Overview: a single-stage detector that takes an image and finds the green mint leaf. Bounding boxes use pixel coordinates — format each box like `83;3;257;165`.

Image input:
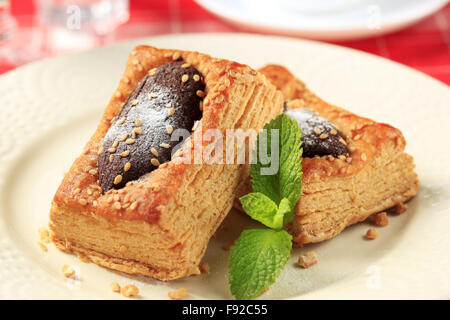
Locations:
229;229;292;300
250;114;303;210
278;197;294;226
239;193;285;229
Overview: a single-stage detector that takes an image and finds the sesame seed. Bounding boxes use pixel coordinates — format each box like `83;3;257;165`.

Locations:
181;63;191;68
149;68;157;76
109;154;114;163
117;117;126;125
354;134;361;140
330;129;337;135
112;141;119;148
129;202;138;210
160;143;170;149
151;148;159;157
166;125;173;135
361;153;367;161
126;138;135;145
319;133;329;139
172;52;180;60
115;92;122;98
108;147;116;153
97;146;103;155
338;155;346;160
134;127;142;135
87;189;93;195
147;93;157;100
114;175;123;185
123;77;130;84
131;59;139;65
135;119;142;127
120;133;129;141
339;138;347;145
193;74;200;82
166;103;172;108
89;169;98;175
113;202;121;210
131;99;138;106
151;158;160;167
314;128;322;135
168;107;175;116
78;199;87;206
73;188;81;194
124;162;131;172
131;131;136;139
120;150;130;157
196;90;205;98
181;74;189;83
215;95;224;103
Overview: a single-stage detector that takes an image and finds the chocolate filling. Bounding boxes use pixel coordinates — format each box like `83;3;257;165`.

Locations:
285;107;348;158
98;60;204;192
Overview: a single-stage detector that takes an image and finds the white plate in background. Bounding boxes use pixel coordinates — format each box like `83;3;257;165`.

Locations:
0;33;449;299
195;0;449;40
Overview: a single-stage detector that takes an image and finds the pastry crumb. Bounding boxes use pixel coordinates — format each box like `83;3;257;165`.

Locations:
110;282;121;293
121;284;139;297
374;212;389;227
393;202;408;215
365;228;379;240
199;262;210;274
298;252;317;268
38;227;50;243
168;288;186;300
37;241;47;252
61;264;75;278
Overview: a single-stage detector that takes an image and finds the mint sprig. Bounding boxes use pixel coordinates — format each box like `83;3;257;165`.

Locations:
228;114;303;300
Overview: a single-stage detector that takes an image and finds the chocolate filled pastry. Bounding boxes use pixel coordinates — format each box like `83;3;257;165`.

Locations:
98;60;204;191
49;46;283;280
237;64;419;245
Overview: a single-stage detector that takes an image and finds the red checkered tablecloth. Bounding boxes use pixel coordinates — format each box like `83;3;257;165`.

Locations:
2;0;450;85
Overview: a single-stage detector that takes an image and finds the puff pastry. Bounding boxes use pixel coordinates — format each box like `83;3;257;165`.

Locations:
49;46;283;280
237;64;419;245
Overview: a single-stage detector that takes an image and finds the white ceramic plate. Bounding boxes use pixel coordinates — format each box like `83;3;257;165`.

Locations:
195;0;449;40
0;33;449;299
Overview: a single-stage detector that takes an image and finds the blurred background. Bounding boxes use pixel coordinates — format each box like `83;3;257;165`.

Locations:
0;0;449;84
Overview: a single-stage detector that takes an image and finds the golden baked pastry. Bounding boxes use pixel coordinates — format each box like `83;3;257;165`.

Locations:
49;46;283;280
236;64;419;245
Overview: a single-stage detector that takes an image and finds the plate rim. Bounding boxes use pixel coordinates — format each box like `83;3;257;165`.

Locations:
0;33;449;300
